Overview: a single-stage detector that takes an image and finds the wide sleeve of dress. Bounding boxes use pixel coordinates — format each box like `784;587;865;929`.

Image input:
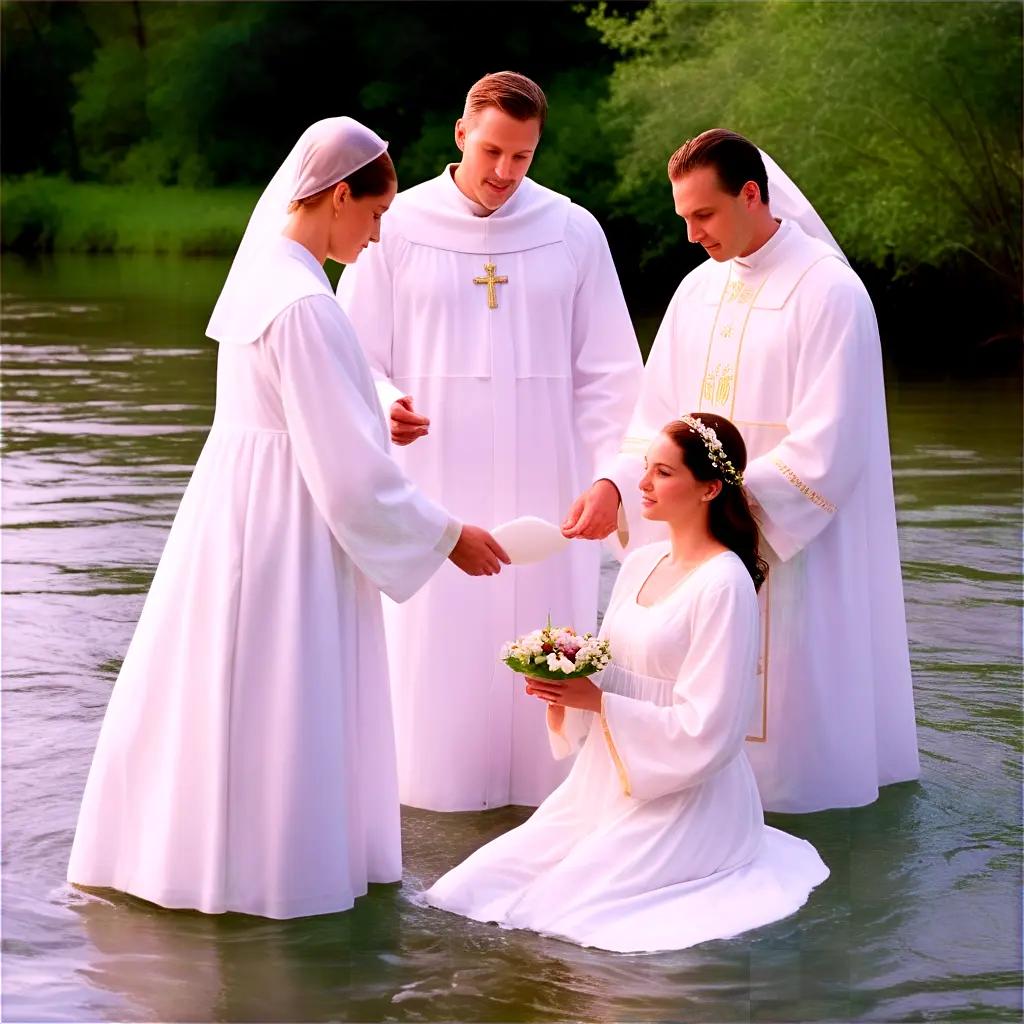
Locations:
271;294;459;604
742;263;878;562
335;232;407;411
564;207;643;483
546;705;591;761
598;570;760;801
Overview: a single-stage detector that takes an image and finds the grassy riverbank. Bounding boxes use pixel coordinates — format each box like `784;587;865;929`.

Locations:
3;176;1019;370
1;177;257;256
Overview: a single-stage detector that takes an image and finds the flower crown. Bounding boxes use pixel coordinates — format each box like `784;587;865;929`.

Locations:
680;415;744;486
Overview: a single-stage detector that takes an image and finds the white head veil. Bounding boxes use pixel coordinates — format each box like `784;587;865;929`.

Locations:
759;148;846;262
207;116;389;345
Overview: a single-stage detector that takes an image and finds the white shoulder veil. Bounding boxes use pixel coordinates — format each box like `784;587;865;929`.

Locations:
759;149;847;263
207;116;388;345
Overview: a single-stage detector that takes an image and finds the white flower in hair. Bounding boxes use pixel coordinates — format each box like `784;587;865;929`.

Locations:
680;415;744;486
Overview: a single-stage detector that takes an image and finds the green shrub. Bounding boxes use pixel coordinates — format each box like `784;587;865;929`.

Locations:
1;178;257;255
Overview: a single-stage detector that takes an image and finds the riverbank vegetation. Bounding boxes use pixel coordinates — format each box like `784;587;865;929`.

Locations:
1;177;257;255
2;0;1020;358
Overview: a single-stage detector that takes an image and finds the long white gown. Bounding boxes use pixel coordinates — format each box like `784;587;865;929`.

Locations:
67;238;457;919
424;544;829;953
338;168;643;811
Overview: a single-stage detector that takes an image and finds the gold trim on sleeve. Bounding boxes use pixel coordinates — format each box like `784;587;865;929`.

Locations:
600;694;632;797
771;458;837;515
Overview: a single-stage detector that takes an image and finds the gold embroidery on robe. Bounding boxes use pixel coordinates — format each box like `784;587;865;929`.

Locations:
772;458;838;514
701;363;735;407
716;365;734;405
724;280;757;305
698;272;772;415
697;285;729;410
726;275;771;420
701;365;716;404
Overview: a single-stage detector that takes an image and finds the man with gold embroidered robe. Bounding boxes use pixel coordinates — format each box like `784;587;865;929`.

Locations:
586;131;919;813
338;74;642;811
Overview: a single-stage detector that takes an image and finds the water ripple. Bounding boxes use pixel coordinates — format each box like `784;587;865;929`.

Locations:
1;254;1020;1023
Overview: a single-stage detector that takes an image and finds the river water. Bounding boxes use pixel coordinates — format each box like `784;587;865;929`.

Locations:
2;253;1020;1023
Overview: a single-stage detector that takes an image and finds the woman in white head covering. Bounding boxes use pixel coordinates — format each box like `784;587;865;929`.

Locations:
67;117;508;919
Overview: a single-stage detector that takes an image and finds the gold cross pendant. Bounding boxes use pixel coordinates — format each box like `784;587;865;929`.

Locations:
473;262;509;310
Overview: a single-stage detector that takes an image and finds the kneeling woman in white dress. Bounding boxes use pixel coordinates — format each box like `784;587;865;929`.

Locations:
425;413;829;952
67;117;508;919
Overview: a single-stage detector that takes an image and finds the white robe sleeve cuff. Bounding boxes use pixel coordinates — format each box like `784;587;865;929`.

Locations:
435;517;462;558
375;377;408;413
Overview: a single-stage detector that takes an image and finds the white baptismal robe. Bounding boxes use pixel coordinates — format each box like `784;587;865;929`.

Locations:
605;220;920;813
425;546;829;952
338;169;642;811
68;239;457;918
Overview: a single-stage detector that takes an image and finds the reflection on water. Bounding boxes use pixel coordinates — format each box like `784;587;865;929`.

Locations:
2;253;1021;1022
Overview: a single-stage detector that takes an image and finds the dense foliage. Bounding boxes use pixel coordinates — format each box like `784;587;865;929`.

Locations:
590;0;1022;292
3;0;1021;347
2;2;615;200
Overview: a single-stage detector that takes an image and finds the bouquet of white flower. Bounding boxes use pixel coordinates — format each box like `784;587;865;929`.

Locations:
500;620;611;682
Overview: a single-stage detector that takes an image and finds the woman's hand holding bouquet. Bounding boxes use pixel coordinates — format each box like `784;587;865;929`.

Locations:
501;622;610;714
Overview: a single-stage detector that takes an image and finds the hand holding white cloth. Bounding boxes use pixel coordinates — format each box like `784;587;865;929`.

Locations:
491;516;570;565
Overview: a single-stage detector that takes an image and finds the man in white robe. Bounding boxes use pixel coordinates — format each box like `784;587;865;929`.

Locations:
338;72;643;811
568;129;919;813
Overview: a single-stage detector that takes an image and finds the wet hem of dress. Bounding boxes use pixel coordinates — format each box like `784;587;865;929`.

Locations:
67;877;378;920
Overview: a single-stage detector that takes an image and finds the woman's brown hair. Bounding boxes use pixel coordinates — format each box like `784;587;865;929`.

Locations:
288;151;396;213
664;412;769;591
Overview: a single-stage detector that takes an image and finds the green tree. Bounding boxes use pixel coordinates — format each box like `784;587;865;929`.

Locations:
36;1;620;192
72;38;148;179
1;0;99;176
590;1;1022;291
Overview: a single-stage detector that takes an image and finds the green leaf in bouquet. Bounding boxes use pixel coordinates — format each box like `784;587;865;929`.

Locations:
502;656;600;682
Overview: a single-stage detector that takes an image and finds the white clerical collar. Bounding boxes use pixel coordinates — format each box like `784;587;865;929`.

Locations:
701;216;843;310
733;218;790;273
443;163;539;222
388;167;571;254
445;164;492;218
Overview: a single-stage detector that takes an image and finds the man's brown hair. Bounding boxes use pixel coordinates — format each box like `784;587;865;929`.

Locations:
667;129;769;204
464;71;548;132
